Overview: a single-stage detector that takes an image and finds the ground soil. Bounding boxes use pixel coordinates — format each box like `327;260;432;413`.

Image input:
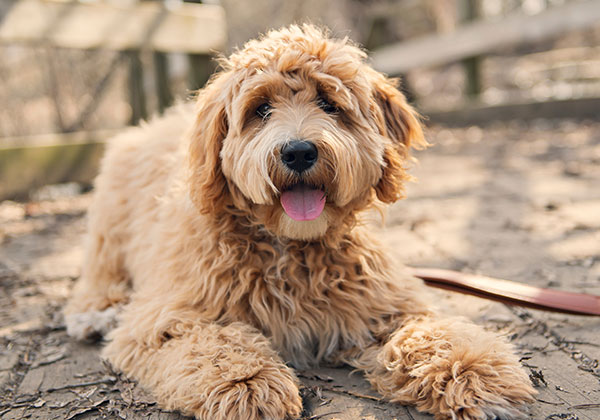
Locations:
1;120;599;420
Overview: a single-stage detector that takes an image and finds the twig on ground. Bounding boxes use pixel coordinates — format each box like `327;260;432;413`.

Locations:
307;412;341;420
536;398;565;406
46;377;116;392
569;403;600;409
320;386;382;402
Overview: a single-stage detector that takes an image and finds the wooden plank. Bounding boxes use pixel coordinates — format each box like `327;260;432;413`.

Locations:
298;367;414;420
425;97;600;126
0;131;114;201
0;0;226;53
151;2;225;54
520;332;600;420
0;142;105;201
371;0;600;75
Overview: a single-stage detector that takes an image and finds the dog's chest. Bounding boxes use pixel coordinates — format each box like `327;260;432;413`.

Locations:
201;231;397;366
238;247;377;366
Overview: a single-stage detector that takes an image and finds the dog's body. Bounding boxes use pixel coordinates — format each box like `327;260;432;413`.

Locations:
65;26;535;420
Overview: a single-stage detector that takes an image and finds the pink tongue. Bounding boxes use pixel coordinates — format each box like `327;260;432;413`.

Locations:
280;185;326;221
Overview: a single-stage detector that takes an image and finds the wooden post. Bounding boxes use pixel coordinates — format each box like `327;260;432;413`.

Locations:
188;53;215;91
141;0;172;115
184;0;215;91
366;13;415;102
459;0;482;99
126;50;147;125
365;16;388;52
153;51;172;114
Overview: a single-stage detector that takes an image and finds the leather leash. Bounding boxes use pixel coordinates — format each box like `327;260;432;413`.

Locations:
410;267;600;316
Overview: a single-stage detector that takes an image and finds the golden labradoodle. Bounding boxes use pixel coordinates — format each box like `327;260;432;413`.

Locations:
65;25;535;420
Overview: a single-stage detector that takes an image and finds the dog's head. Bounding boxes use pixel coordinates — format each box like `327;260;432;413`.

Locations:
188;24;426;241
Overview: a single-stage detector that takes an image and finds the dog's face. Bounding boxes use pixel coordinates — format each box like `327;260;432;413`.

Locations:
188;25;426;241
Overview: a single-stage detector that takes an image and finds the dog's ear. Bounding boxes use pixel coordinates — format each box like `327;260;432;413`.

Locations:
371;74;427;204
188;71;231;215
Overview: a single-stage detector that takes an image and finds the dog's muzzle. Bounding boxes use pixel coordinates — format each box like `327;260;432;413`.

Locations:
279;140;326;222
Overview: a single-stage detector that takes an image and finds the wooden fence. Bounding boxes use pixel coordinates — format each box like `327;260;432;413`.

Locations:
1;0;600;200
371;0;600;124
1;0;226;123
0;0;226;200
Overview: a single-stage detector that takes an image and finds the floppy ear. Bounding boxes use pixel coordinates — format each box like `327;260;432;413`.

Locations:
188;72;231;215
371;74;427;204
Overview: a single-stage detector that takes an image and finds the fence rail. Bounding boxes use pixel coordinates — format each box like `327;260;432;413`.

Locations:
0;132;111;201
0;0;226;53
371;0;600;75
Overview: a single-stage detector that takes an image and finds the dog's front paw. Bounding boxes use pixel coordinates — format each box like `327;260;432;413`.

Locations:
193;359;303;420
369;317;536;420
429;362;536;420
382;347;535;420
65;307;118;341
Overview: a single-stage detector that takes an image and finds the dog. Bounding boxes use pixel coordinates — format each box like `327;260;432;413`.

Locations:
65;25;536;420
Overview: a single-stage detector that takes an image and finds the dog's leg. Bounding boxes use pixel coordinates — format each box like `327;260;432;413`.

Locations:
103;299;303;420
64;206;129;340
350;315;536;420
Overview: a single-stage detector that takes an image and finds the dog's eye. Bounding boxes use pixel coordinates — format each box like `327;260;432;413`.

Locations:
317;97;339;114
256;103;273;119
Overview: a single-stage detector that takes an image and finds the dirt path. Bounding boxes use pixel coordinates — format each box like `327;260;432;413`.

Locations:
1;120;599;420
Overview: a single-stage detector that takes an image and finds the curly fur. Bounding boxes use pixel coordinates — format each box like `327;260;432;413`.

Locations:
65;25;535;420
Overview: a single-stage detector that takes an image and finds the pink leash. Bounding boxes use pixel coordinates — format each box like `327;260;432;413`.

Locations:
410;267;600;316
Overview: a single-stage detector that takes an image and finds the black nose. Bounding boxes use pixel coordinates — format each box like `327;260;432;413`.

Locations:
281;140;318;173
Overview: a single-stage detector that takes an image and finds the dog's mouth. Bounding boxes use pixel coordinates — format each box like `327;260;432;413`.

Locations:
280;183;326;221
